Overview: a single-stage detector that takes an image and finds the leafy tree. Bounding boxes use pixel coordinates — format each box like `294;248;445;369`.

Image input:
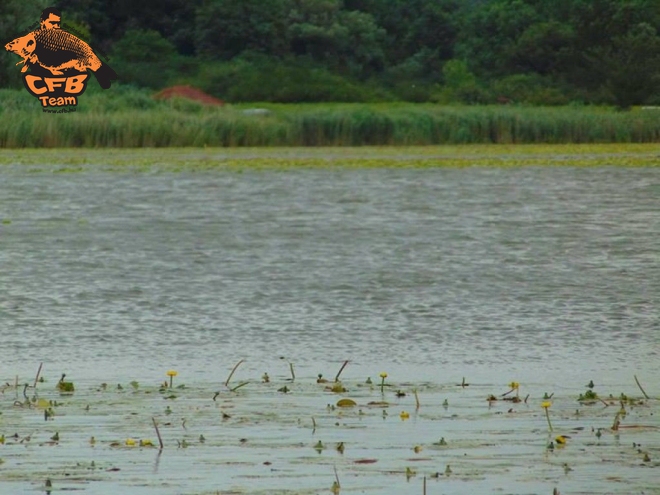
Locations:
455;0;542;77
509;21;575;76
196;54;384;102
588;22;660;108
195;0;293;59
433;59;488;103
361;0;460;72
110;29;182;88
56;0;201;55
564;0;660;96
286;0;385;77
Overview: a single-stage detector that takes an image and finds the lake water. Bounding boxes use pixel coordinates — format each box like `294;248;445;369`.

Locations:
1;156;657;385
0;151;658;494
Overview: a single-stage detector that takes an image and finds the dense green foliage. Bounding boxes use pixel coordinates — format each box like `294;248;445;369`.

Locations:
2;0;660;106
2;86;660;147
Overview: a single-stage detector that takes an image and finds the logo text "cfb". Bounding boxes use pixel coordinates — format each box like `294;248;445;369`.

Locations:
25;74;88;95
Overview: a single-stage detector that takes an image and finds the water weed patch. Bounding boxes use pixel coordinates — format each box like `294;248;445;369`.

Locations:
1;144;659;173
0;364;656;494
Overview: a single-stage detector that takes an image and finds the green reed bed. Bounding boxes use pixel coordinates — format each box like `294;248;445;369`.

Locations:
2;88;660;147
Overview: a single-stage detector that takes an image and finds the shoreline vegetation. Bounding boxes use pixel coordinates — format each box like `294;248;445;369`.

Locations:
2;88;660;149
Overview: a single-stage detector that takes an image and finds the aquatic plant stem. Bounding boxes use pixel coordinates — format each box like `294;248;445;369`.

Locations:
152;417;164;450
634;375;650;399
34;363;43;389
414;389;420;410
230;381;249;392
289;362;296;382
334;465;340;488
334;360;349;382
544;407;553;432
225;359;245;388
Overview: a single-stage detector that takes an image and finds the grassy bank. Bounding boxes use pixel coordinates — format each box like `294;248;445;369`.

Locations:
2;87;660;147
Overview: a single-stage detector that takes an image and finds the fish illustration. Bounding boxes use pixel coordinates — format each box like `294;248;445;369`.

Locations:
5;29;117;89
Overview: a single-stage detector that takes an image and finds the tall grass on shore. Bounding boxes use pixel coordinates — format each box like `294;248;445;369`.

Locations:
2;88;660;147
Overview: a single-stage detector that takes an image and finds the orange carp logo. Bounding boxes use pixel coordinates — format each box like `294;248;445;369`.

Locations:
4;6;117;111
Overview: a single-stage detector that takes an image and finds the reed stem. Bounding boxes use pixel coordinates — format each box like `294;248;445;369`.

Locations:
334;360;349;382
225;359;245;388
33;363;43;389
152;417;164;450
634;375;650;399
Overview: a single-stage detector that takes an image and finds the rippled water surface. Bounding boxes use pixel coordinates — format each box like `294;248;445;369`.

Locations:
0;149;658;494
1;152;658;383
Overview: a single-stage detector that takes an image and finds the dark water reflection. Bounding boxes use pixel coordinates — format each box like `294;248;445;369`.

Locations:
1;165;658;386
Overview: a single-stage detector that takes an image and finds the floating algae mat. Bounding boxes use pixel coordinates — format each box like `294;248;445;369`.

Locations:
0;144;660;172
0;366;657;494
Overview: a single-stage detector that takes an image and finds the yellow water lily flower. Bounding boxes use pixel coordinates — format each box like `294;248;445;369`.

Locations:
509;382;519;390
555;435;567;445
379;372;388;393
125;438;137;446
400;411;410;420
543;402;554;431
166;370;178;388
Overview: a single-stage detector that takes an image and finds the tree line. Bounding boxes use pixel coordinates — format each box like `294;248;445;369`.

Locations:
2;0;660;107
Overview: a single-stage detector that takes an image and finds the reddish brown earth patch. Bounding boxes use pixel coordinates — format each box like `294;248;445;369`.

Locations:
153;85;224;106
